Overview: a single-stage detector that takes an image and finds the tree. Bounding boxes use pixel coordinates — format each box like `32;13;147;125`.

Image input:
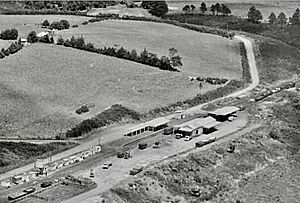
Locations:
215;3;221;15
268;12;277;24
210;5;216;15
182;5;190;13
57;36;64;45
60;20;70;29
42;19;50;27
200;2;207;14
169;47;182;69
141;1;168;17
0;28;18;40
247;6;263;23
27;31;38;43
190;4;195;12
277;12;287;26
290;8;300;25
221;4;231;16
130;49;138;61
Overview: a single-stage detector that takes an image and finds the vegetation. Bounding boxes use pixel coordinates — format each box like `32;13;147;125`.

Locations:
0;41;23;59
247;6;263;23
65;104;140;138
57;36;181;72
141;1;168;17
239;42;251;84
0;141;76;173
0;28;18;40
75;105;89;114
196;77;228;85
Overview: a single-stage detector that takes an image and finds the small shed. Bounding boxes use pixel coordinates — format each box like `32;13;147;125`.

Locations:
208;106;240;122
37;31;49;38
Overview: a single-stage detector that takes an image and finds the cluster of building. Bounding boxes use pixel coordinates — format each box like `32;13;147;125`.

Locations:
123;106;241;138
1;145;101;188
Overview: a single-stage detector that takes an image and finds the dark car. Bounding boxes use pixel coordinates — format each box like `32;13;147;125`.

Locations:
116;151;125;158
130;166;144;175
138;143;148;150
41;181;53;188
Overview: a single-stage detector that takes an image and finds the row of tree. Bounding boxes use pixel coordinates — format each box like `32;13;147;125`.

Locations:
268;8;300;26
42;19;70;30
0;28;18;40
182;3;231;16
56;36;182;72
0;40;23;59
65;104;140;138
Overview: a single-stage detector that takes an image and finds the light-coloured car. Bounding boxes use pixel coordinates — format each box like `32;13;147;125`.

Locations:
102;162;112;169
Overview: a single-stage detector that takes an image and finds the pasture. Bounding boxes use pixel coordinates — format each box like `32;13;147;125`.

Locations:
0;43;221;139
0;15;89;38
58;20;242;79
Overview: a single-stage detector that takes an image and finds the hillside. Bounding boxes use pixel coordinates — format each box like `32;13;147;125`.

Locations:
58;20;242;78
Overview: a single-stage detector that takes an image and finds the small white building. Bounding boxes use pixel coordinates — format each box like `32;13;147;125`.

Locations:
37;31;49;38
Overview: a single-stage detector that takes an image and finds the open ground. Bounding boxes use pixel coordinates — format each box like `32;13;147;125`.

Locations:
0;15;89;38
58;20;242;78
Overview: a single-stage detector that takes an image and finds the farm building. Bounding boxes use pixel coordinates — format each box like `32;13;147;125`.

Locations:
174;117;221;136
173;110;186;119
37;31;49;38
208;106;240;122
124;117;170;136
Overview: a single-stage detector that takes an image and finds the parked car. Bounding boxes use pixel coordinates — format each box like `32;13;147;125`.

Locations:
184;136;192;141
153;141;161;148
41;181;52;188
138;143;148;150
102;162;112;169
195;137;216;147
130;166;144;175
175;133;183;139
163;127;173;135
116;151;125;158
124;152;132;159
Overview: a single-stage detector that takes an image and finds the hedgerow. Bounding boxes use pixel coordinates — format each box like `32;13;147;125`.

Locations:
65;104;140;138
56;36;179;72
239;42;252;84
0;41;23;59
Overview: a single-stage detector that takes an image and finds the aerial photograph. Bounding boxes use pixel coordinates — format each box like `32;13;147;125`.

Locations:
0;0;299;202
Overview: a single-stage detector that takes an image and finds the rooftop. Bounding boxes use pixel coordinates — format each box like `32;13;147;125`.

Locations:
177;117;217;132
125;117;170;134
203;120;221;129
209;106;239;116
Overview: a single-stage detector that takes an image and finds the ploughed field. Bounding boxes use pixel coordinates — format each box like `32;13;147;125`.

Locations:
58;20;242;79
0;15;89;37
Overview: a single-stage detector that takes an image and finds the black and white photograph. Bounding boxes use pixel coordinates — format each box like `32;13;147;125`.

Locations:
0;0;299;202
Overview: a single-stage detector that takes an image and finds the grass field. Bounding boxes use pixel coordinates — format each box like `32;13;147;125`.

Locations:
0;43;227;139
58;20;242;79
0;15;89;39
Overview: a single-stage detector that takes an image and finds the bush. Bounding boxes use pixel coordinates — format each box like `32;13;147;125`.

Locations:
75;105;89;114
0;41;23;60
66;104;140;138
27;31;38;43
0;28;18;40
50;20;70;30
72;24;79;28
82;21;88;25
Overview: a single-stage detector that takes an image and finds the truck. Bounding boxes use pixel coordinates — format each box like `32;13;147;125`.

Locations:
195;137;216;147
138;143;148;150
163;127;174;135
130;166;144;175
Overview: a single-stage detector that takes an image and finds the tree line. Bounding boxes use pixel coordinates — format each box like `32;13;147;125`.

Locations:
268;8;300;26
0;39;23;59
42;19;70;30
0;28;18;40
182;2;231;16
56;36;182;72
65;104;140;138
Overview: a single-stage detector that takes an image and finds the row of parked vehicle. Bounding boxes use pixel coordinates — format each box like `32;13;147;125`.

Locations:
254;81;296;102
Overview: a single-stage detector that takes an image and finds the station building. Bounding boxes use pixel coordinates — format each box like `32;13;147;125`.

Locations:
174;117;221;137
208;106;240;122
124;117;170;137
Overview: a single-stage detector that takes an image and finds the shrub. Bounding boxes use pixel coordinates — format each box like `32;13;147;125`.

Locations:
0;28;18;40
27;31;38;43
82;21;88;25
72;24;79;28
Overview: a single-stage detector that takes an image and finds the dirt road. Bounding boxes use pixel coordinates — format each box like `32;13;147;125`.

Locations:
184;35;259;115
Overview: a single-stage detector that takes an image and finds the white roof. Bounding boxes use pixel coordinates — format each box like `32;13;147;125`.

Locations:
203;120;221;129
125;117;170;134
37;31;49;37
210;106;239;116
177;117;217;132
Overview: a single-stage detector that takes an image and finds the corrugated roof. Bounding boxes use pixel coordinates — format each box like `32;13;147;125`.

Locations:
178;117;217;132
125;117;170;134
210;106;239;116
203;120;221;129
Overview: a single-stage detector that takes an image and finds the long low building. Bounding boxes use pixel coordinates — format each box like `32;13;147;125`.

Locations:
174;117;221;137
208;106;240;122
124;117;170;137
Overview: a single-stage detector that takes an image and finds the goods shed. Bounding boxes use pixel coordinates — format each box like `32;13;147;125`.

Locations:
208;106;240;122
124;117;169;136
175;117;219;137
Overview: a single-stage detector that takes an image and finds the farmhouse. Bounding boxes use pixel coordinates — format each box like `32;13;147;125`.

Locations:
208;106;240;122
37;31;49;38
124;117;170;136
175;117;221;137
